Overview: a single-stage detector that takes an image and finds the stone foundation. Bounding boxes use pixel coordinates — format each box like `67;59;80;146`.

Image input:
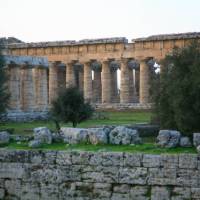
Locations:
5;111;49;122
0;150;199;199
93;103;152;111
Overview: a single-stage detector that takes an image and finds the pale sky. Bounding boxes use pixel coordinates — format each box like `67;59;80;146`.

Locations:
0;0;200;42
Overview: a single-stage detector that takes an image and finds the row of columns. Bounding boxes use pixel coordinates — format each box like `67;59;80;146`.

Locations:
7;58;153;112
7;63;48;112
49;58;152;105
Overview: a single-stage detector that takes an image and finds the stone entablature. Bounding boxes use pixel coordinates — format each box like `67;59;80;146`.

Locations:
7;37;128;48
133;32;200;42
0;150;199;199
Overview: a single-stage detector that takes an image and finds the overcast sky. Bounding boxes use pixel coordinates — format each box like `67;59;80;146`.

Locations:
0;0;200;42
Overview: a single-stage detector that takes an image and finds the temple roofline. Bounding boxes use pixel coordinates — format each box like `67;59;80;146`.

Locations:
133;32;200;42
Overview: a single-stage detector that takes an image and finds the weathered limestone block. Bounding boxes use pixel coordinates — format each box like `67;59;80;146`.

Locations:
191;188;200;199
180;136;192;147
71;151;92;165
0;131;10;145
61;127;89;144
109;126;141;145
123;153;142;167
21;182;41;200
82;165;119;183
111;192;130;200
179;154;198;169
101;152;124;166
33;127;52;144
5;179;22;198
171;187;191;200
119;167;148;185
162;154;179;169
93;182;112;198
176;169;199;187
142;154;163;168
193;133;200;147
88;128;108;145
148;167;177;186
157;130;181;148
0;188;5;199
40;183;59;200
56;151;72;165
130;186;150;200
0;163;26;179
151;186;171;200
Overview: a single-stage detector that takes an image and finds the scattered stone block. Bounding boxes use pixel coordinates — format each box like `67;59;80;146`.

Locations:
0;131;10;145
157;130;181;148
33;127;52;144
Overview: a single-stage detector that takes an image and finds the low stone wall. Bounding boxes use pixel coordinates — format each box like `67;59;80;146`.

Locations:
0;150;199;199
5;111;49;122
94;103;152;111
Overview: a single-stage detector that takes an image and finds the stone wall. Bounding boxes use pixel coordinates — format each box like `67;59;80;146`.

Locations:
0;150;200;199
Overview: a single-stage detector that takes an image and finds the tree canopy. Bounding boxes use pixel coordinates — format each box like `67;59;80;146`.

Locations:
150;41;200;134
51;87;94;128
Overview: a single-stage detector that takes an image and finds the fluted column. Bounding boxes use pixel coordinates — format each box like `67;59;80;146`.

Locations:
129;68;134;102
49;62;59;104
83;62;92;102
20;65;35;111
93;70;102;103
8;64;21;110
66;62;76;88
33;66;48;111
120;58;130;103
111;69;119;103
79;70;84;93
101;60;111;103
139;60;150;104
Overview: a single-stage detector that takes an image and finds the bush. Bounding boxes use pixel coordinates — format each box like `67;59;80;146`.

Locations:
150;41;200;134
51;87;94;129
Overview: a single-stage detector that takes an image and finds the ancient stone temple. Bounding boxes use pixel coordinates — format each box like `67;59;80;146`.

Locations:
2;32;200;120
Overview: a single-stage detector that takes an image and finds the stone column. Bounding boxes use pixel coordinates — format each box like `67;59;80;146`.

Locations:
83;62;92;102
8;63;21;110
66;62;76;88
49;62;59;104
101;60;111;103
139;60;150;104
20;64;35;111
33;66;48;111
78;69;84;93
135;69;140;98
129;68;134;103
93;70;102;103
120;58;130;103
111;69;119;103
57;64;66;91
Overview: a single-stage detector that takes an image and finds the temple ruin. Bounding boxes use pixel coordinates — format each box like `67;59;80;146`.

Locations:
2;32;200;120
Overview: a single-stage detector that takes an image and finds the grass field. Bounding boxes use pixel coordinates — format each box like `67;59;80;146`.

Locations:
0;111;152;135
3;142;196;154
0;110;195;154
